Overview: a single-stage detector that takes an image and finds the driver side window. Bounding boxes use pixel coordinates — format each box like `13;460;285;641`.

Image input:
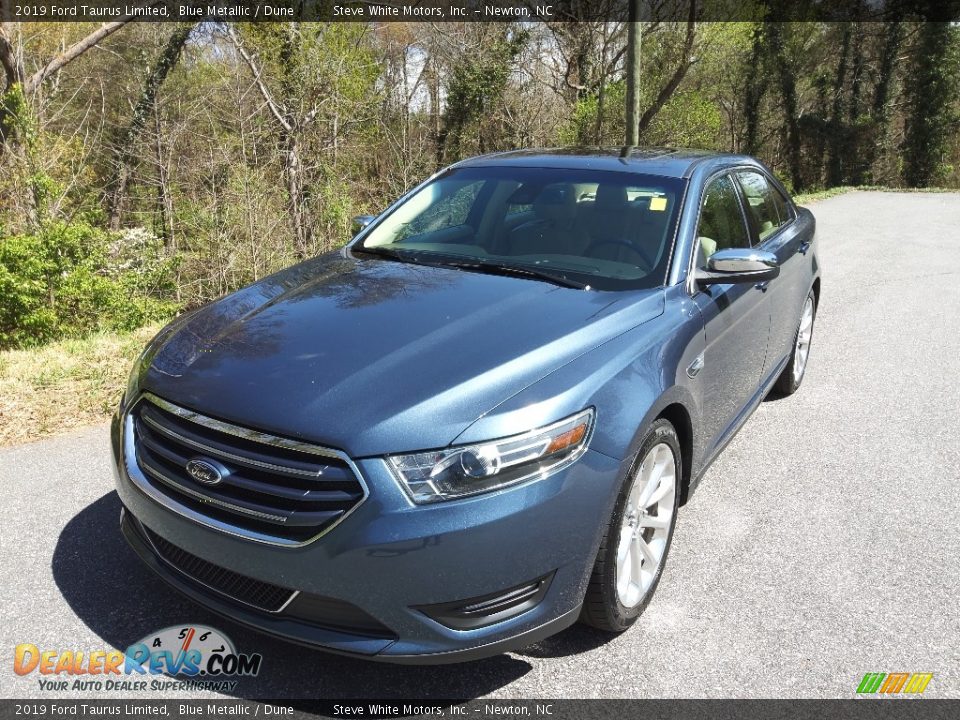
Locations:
696;175;750;267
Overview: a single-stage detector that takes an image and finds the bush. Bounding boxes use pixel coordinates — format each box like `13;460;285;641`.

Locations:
0;222;180;349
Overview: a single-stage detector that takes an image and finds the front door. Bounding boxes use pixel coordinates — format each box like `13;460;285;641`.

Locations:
734;169;811;380
692;173;771;456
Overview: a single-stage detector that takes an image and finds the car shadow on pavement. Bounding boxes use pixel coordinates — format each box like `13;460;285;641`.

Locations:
52;492;606;699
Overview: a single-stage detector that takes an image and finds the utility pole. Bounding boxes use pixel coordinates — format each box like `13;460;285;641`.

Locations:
624;0;643;146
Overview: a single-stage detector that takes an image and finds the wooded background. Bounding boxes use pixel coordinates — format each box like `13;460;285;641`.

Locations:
1;16;958;349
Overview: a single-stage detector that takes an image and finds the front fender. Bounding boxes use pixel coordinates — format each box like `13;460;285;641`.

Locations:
455;286;705;468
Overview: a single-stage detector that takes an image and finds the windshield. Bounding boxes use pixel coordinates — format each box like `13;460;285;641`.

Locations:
355;166;686;291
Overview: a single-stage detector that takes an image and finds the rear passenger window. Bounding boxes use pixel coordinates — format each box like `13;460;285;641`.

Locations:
696;175;749;266
736;171;792;241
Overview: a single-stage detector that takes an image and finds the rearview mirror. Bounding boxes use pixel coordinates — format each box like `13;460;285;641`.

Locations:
695;248;780;287
351;214;376;236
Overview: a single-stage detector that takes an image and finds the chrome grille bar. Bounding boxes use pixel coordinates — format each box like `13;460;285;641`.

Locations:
124;393;368;546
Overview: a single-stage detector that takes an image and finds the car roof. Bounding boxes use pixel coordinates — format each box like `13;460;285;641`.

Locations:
452;147;759;179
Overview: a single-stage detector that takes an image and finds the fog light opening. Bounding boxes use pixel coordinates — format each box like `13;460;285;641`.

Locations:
415;572;555;631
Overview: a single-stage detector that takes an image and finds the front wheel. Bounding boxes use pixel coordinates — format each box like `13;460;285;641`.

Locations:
774;289;817;396
580;419;681;632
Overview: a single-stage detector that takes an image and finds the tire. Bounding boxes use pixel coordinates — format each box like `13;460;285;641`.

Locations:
774;289;817;397
580;419;681;632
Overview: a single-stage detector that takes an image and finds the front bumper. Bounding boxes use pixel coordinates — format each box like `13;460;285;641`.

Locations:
111;410;623;663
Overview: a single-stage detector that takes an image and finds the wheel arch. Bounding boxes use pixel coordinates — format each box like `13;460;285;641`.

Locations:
655;403;694;505
614;382;700;508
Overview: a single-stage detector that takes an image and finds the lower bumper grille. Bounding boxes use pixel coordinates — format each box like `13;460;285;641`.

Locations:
127;513;395;639
144;524;295;612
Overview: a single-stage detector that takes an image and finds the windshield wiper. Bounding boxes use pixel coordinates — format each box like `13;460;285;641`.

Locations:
353;247;590;290
442;260;591;290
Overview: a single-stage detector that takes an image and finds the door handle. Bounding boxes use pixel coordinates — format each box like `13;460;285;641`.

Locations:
798;241;811;255
755;281;770;292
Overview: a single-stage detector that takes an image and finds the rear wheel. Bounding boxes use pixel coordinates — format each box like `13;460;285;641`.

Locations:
774;290;816;396
580;420;680;632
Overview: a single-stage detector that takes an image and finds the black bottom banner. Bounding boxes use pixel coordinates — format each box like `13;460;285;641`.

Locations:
1;699;958;720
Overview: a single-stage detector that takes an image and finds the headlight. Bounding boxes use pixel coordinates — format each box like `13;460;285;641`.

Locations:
388;408;594;504
122;356;143;409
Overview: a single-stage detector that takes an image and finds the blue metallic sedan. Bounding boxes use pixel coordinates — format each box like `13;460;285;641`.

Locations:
113;148;820;663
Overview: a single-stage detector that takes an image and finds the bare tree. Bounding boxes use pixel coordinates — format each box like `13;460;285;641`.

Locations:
108;23;195;229
635;1;698;139
228;24;323;259
1;8;159;148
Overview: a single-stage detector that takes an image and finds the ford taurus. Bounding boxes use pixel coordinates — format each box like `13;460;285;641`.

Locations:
113;148;820;663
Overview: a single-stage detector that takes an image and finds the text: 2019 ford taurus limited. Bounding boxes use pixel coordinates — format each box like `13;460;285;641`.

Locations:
113;149;820;663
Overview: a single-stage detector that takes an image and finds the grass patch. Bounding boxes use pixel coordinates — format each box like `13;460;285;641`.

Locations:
0;324;162;446
794;185;958;205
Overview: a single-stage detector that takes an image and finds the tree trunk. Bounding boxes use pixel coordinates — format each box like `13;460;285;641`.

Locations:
636;4;697;140
153;104;174;251
903;21;955;187
872;22;903;125
427;54;442;168
846;23;867;185
742;23;766;155
0;28;23;88
826;25;851;187
0;26;24;151
766;22;804;191
848;24;864;122
285;134;312;259
595;78;606;145
624;0;642;146
108;23;193;229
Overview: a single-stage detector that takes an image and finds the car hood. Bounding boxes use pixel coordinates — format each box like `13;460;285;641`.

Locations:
143;251;664;456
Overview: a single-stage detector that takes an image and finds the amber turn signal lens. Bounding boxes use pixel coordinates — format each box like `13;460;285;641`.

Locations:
545;423;587;454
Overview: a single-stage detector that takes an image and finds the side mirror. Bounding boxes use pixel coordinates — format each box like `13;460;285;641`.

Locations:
351;214;376;237
695;248;780;287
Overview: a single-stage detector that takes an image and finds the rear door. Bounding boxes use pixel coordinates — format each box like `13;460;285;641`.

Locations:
734;169;810;381
692;173;771;454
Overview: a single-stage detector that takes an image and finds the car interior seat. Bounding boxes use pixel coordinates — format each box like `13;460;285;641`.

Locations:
586;184;650;266
508;184;586;257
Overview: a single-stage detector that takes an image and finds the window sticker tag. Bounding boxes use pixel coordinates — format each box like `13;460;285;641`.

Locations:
650;197;668;211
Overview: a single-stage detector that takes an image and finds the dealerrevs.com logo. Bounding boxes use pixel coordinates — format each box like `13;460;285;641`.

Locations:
14;625;262;693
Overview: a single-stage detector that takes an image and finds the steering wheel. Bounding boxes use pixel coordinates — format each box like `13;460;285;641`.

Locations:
585;239;655;269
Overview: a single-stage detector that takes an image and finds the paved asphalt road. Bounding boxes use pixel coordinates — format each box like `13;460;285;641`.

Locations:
2;191;959;700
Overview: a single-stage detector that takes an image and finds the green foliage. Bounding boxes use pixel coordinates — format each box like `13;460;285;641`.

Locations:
645;90;724;148
561;81;626;146
0;223;179;349
903;23;960;187
564;81;722;150
312;176;355;250
440;27;530;160
0;84;37;148
2;18;959;357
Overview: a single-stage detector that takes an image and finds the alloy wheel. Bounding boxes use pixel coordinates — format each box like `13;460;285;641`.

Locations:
616;442;677;608
793;295;815;384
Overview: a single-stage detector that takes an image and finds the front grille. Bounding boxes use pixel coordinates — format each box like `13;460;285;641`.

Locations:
130;393;366;544
144;524;294;612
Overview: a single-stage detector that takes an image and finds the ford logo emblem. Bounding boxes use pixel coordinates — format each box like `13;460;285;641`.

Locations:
185;458;225;486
